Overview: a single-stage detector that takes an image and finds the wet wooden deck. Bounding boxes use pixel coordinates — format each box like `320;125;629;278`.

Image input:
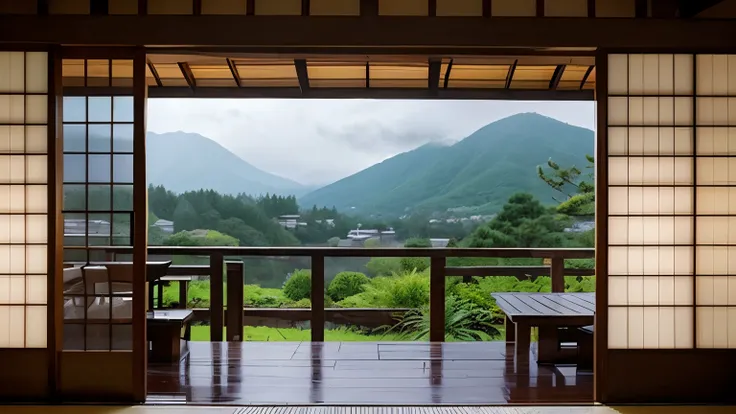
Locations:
147;341;593;405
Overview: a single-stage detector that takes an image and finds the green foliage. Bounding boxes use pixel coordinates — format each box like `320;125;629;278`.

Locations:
338;270;430;309
363;238;381;248
327;237;340;247
328;272;370;301
365;257;402;277
244;285;289;308
467;192;574;248
291;298;312;308
189;326;407;342
256;193;299;218
400;257;430;273
538;153;595;216
283;269;312;301
404;238;432;248
164;229;238;247
387;295;500;341
557;192;595;216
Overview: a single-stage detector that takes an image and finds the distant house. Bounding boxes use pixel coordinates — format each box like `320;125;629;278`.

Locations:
430;238;450;248
64;219;111;236
152;219;174;234
315;219;335;227
278;215;307;229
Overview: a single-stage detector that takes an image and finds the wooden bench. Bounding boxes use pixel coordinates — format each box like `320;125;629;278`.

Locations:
147;309;194;363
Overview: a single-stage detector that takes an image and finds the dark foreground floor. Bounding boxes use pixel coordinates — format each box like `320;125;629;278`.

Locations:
147;341;593;405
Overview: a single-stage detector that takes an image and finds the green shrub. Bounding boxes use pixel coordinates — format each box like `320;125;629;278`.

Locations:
365;257;402;276
283;269;311;301
328;271;370;301
244;284;289;308
286;295;333;309
386;295;500;341
400;257;429;273
291;298;311;308
362;270;430;308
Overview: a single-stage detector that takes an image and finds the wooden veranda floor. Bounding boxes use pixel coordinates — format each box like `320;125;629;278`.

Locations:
147;341;593;405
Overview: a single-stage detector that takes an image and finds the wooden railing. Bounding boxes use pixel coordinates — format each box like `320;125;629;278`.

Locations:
94;246;595;342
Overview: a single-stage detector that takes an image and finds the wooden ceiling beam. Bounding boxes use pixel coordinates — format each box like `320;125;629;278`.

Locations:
2;15;735;49
428;59;441;90
178;62;196;89
226;58;242;87
302;0;310;16
679;0;726;18
143;86;594;100
443;59;453;89
361;0;378;16
147;60;163;87
580;65;594;90
549;64;566;90
505;59;518;89
295;59;310;93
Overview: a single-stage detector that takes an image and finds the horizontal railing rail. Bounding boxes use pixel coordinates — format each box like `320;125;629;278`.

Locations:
85;246;595;342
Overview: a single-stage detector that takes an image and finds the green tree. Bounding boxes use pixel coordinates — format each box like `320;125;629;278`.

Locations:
538;154;595;216
283;269;312;301
327;272;370;301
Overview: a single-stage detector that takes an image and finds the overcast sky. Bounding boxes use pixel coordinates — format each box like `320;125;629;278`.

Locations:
147;99;595;186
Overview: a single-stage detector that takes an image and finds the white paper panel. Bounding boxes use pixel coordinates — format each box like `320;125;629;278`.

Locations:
608;246;693;275
696;158;736;185
608;306;628;348
0;51;49;350
696;187;736;215
0;306;25;347
696;128;736;155
25;53;48;94
697;216;736;244
674;54;694;95
697;98;736;125
608;216;692;245
608;54;628;95
0;275;24;304
0;52;25;93
25;305;45;348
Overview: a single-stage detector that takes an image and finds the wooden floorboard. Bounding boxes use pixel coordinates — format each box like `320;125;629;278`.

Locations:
2;406;736;413
147;341;593;405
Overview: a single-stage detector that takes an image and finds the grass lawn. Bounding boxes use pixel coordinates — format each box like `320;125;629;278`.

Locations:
189;325;509;342
190;326;408;341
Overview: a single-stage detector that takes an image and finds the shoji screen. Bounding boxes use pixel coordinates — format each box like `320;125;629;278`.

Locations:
0;52;49;348
607;54;695;349
694;55;736;348
608;53;736;350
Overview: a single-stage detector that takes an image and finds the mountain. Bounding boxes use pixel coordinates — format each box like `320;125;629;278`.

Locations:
63;130;310;197
146;132;309;197
299;113;594;216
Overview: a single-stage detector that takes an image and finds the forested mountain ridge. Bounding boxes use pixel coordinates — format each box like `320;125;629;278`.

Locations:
299;113;594;216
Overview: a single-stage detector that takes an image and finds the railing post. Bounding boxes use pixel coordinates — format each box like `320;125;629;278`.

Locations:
430;256;446;342
210;252;224;341
550;257;565;292
311;254;325;342
225;261;244;341
157;281;164;309
178;280;188;309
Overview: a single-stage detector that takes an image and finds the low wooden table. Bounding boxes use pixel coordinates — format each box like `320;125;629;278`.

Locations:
147;309;193;363
491;292;594;366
